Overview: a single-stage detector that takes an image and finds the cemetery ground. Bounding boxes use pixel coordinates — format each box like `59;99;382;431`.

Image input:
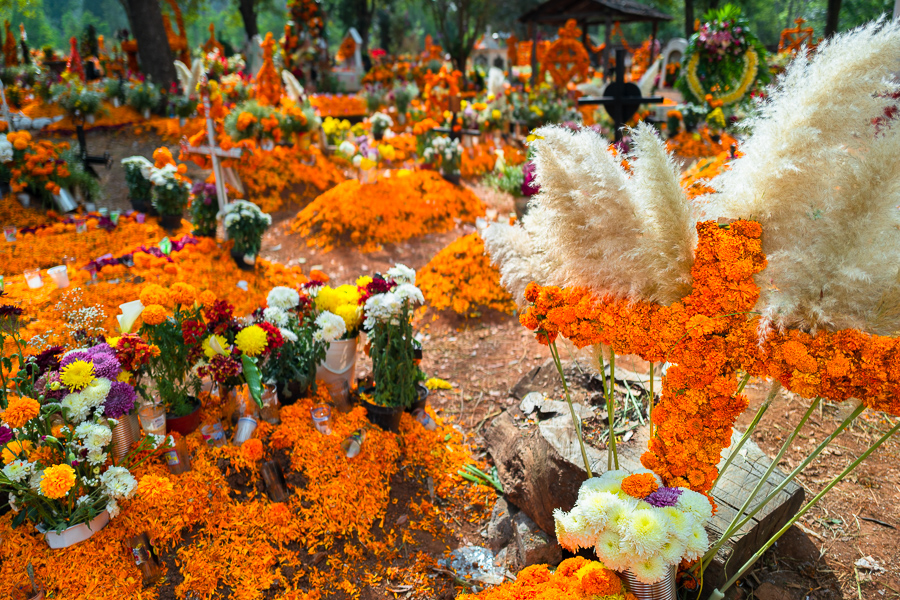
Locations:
28;128;900;600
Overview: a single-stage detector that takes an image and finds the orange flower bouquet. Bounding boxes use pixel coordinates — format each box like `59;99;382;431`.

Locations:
459;558;634;600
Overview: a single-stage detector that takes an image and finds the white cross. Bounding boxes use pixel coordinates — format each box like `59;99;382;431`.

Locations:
181;74;242;214
0;80;12;132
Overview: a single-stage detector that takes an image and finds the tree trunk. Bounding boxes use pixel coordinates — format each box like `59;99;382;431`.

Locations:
123;0;176;88
824;0;841;37
238;0;259;40
685;0;694;39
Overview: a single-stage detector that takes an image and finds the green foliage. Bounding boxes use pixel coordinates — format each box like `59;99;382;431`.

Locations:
484;160;524;197
51;83;104;118
370;302;418;409
122;158;152;203
125;80;161;115
223;199;271;256
139;304;203;416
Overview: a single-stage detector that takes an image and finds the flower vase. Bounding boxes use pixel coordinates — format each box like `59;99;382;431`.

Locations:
179;117;186;128
261;139;275;151
86;114;95;125
143;108;151;120
38;510;111;549
113;97;120;108
159;214;181;231
230;248;256;271
362;399;403;433
111;415;134;461
315;337;357;412
441;172;461;186
619;566;677;600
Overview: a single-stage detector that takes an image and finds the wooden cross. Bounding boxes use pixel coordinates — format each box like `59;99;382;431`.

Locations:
578;49;665;141
181;74;242;213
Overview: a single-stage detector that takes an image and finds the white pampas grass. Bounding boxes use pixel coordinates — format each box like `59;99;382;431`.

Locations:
484;124;694;306
282;70;306;103
708;19;900;335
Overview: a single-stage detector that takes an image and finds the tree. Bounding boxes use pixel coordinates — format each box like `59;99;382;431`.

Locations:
428;0;494;73
120;0;176;87
685;0;694;38
326;0;379;58
824;0;841;36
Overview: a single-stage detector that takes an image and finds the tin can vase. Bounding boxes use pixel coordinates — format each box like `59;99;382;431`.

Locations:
619;565;677;600
111;415;134;461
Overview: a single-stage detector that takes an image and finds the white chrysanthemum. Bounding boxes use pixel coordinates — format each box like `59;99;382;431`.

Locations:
314;311;347;343
576;477;606;501
631;553;669;584
263;307;289;328
0;136;13;163
77;495;91;506
657;536;687;565
28;470;43;491
387;264;416;285
682;524;709;561
595;469;628;492
363;291;405;328
661;506;694;542
607;494;638;536
338;140;356;156
267;286;300;310
61;391;92;423
75;422;112;452
393;283;424;305
280;328;298;343
87;449;108;465
676;489;713;522
81;378;112;408
576;490;616;530
594;529;627;571
553;506;596;550
107;498;120;518
621;508;668;558
2;460;33;483
8;493;18;512
100;466;137;500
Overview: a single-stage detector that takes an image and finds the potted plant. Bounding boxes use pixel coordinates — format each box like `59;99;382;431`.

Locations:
369;111;393;141
51;83;103;124
392;82;418;125
311;280;365;410
171;94;198;127
121;156;155;214
222;200;271;270
189;181;219;238
126;80;161;119
423;135;463;185
359;265;424;432
104;77;126;107
149;164;190;231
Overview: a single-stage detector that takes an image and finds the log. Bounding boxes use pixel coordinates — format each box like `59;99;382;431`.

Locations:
484;409;804;598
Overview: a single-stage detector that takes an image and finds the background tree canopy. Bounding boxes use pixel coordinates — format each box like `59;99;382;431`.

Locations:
0;0;892;59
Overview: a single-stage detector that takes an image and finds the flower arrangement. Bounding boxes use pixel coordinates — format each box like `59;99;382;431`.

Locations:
290;171;485;252
314;282;363;339
222;199;272;260
458;558;634;600
555;471;712;583
125;79;161;116
361;265;424;409
417;232;515;316
422;135;463;177
224;100;282;144
122;156;154;209
170;94;198;119
309;94;367;117
484;150;525;196
150;164;191;218
50;81;103;120
322;116;352;145
369;111;393;140
391;81;419;121
189;181;219;238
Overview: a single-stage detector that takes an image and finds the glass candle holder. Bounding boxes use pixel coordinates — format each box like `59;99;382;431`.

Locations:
74;218;87;234
341;428;367;459
233;415;257;445
23;268;43;289
4;225;15;242
310;405;332;435
47;265;69;289
110;210;121;225
138;402;167;436
162;436;192;475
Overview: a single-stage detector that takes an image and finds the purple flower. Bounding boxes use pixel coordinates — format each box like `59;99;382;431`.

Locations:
29;345;64;378
59;350;91;368
103;381;137;419
35;372;66;401
0;425;12;446
522;161;539;196
645;486;683;507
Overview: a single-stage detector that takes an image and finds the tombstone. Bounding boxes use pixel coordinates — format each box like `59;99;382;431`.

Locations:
332;28;364;93
244;34;264;77
659;38;688;88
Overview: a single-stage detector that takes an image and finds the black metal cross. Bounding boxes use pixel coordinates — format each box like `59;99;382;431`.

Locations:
578;49;665;141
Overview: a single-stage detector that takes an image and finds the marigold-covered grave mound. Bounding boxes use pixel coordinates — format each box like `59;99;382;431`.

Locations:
290;170;485;252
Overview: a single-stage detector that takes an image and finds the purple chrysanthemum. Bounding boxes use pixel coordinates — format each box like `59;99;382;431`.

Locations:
85;346;121;380
0;424;13;446
103;381;137;419
59;350;91;368
645;486;683;507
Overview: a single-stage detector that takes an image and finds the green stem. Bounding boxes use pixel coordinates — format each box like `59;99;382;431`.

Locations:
701;401;865;571
549;341;593;478
595;346;607;398
606;350;618;470
709;374;769;495
704;393;819;575
648;362;654;438
711;417;900;598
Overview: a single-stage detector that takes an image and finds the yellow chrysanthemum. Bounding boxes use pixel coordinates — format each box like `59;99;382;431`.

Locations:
39;464;76;499
2;396;41;428
356;275;373;287
106;336;121;349
202;334;229;359
334;304;362;331
425;377;453;390
116;371;133;383
2;440;33;464
141;304;168;326
235;325;268;356
59;360;96;391
316;285;360;314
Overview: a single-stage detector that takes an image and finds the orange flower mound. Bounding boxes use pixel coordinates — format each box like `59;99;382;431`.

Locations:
309;93;367;117
458;559;630;600
666;127;738;159
139;283;170;307
620;473;659;499
680;150;737;201
141;304;168;325
0;198;51;229
241;437;264;462
39;464;76;499
291;170;485;252
417;232;515;316
2;395;40;428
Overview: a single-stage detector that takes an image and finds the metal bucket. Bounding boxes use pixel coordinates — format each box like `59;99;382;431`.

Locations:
620;565;677;600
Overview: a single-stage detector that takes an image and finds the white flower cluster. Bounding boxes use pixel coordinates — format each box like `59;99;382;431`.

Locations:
221;199;272;229
148;163;189;192
100;466;137;503
122;155;153;179
0;134;13;163
338;140;356;156
387;264;416;285
553;470;712;584
370;111;394;130
263;307;288;328
423;135;462;164
61;378;112;423
362;283;424;329
74;422;113;465
267;286;300;310
2;460;33;483
314;311;347;343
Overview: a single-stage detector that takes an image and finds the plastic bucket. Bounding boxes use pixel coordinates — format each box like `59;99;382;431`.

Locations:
316;337;357;412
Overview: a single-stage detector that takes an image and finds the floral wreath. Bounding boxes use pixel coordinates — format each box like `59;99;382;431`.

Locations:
685;47;758;106
544;20;590;87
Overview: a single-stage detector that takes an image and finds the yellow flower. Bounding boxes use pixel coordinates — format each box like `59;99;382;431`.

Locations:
39;464;76;499
235;325;268;356
316;285;360;314
492;109;502;121
334;304;362;331
60;360;96;391
202;334;229;359
116;371;133;383
106;336;121;349
359;157;376;171
425;377;453;390
356;275;373;287
2;440;33;464
3;396;41;428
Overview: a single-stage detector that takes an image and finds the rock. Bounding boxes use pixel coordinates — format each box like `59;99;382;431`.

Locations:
442;545;506;585
519;392;594;420
511;511;562;567
753;582;793;600
484;497;516;552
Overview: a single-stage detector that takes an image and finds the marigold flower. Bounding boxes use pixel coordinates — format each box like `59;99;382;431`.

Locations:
621;473;659;499
39;464;76;499
170;282;197;306
198;290;217;306
2;396;41;428
59;359;96;391
241;438;264;462
137;473;174;501
235;325;268;356
140;283;170;307
141;304;168;326
2;440;33;464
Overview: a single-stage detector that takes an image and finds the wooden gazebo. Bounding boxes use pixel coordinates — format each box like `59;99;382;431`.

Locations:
519;0;673;82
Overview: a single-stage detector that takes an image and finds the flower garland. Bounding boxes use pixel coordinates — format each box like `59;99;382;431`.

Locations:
520;220;900;494
290;170;485;252
684;48;759;107
417;232;515;316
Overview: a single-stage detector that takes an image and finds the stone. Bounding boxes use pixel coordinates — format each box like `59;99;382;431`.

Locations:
511;511;562;567
484;497;516;552
753;582;793;600
442;545;506;585
519;392;594;420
